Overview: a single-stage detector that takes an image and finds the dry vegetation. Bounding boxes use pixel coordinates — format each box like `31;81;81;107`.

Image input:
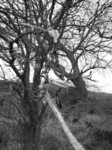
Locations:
0;82;112;150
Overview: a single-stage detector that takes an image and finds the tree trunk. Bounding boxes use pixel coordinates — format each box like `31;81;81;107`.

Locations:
22;91;46;150
23;125;42;150
22;110;43;150
59;45;88;99
71;76;87;99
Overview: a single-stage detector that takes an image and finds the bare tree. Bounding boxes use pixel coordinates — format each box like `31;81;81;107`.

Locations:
0;0;112;149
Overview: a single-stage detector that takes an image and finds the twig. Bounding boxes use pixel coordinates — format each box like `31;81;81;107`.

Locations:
17;22;47;33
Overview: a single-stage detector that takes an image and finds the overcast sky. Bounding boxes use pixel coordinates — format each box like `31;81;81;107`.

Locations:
49;69;112;93
91;69;112;93
0;59;112;93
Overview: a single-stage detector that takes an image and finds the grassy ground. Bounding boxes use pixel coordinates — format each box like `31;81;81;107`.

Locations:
43;84;112;150
0;82;112;150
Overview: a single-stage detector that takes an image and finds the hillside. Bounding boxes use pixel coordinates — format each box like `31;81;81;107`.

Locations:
0;81;112;150
47;83;112;150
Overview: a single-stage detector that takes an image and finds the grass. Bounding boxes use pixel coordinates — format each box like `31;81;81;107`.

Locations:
0;82;112;150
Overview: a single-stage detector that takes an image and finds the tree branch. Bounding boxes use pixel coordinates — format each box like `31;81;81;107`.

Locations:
49;0;56;26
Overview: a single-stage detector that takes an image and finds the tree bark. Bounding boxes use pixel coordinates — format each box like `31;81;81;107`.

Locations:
22;104;43;150
21;84;43;150
23;124;42;150
71;76;88;99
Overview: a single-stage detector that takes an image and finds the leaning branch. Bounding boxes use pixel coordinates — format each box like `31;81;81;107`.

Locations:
45;92;85;150
39;74;85;150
